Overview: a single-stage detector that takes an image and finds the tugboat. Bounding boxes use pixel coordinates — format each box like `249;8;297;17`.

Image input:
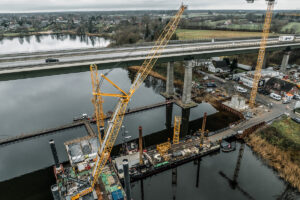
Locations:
221;140;236;152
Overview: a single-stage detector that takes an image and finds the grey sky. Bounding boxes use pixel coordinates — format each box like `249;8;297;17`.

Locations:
0;0;299;13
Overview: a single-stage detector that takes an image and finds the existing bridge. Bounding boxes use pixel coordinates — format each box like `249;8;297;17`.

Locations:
0;37;300;81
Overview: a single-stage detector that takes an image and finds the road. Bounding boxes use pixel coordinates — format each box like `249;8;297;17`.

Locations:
0;37;300;73
203;73;298;142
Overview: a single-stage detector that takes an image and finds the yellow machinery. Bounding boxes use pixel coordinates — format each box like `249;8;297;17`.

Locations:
157;139;171;156
71;4;187;200
248;0;276;108
173;116;181;145
90;64;105;143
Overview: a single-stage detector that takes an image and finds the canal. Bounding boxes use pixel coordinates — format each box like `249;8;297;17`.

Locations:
0;67;217;182
0;61;299;198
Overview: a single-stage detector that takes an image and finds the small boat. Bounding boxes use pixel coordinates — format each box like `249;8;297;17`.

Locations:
221;140;236;152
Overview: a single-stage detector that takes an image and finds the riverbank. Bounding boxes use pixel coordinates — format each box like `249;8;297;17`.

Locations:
0;30;111;39
245;117;300;191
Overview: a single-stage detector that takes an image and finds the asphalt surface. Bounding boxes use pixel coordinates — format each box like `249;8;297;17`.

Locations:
0;37;299;70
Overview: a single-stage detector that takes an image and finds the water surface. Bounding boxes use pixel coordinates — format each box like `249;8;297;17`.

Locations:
0;34;110;54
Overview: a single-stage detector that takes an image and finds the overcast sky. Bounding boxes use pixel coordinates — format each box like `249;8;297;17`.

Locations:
0;0;299;13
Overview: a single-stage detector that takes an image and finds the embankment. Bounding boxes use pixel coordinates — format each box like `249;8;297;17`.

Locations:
246;134;300;191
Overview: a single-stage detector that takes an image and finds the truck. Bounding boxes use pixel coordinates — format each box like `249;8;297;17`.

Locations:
279;36;295;42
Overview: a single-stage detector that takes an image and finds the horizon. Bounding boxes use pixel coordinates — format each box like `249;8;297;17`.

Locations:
0;0;299;14
0;8;299;14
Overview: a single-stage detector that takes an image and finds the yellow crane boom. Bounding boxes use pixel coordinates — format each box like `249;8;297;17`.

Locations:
90;64;105;143
72;5;187;199
249;0;275;108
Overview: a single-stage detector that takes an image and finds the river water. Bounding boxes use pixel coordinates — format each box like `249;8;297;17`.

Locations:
0;37;299;199
0;34;110;54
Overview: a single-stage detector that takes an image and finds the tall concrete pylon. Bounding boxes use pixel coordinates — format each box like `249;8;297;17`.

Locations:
166;61;175;97
280;51;291;73
182;60;196;105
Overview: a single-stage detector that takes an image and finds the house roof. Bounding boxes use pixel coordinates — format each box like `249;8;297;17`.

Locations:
213;60;228;69
265;77;298;93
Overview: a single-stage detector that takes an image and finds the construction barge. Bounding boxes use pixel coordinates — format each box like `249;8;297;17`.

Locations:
112;137;220;182
50;129;220;200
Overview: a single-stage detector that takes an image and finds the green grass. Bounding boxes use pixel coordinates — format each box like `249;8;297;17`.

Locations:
281;22;300;34
258;116;300;151
226;23;262;31
176;29;277;40
271;117;300;145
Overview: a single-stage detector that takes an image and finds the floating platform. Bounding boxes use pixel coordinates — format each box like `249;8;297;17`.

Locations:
112;135;220;182
51;136;126;200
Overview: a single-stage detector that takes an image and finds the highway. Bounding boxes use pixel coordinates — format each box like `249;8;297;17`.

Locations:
0;37;300;76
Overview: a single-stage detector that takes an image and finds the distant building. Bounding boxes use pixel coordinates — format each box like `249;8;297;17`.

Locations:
211;60;231;73
265;77;299;96
237;64;252;71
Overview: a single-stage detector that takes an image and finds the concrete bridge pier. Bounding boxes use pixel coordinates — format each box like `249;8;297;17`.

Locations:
177;60;197;108
262;52;268;69
280;51;291;73
161;61;175;99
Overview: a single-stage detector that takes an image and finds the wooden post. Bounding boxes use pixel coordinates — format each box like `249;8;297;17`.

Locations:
139;126;143;165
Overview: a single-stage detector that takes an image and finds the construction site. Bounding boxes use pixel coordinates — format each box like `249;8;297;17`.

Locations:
3;1;296;200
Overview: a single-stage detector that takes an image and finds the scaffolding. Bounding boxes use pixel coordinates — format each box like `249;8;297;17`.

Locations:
173;116;181;145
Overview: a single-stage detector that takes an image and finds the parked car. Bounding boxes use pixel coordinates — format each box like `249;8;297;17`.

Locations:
292;117;300;124
270;93;282;101
45;58;59;63
206;83;217;87
293;94;300;100
236;86;247;93
282;98;291;104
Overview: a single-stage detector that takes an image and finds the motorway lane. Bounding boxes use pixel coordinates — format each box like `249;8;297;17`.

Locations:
0;38;280;60
0;39;298;69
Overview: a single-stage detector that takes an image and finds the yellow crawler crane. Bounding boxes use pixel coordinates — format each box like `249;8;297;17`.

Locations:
173;116;181;145
71;4;187;200
248;0;276;108
90;64;105;144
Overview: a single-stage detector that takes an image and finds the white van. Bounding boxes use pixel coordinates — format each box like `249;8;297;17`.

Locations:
236;86;247;93
279;36;295;42
270;93;281;101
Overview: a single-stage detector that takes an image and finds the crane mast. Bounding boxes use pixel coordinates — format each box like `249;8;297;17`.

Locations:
90;64;105;144
249;0;275;108
71;5;187;199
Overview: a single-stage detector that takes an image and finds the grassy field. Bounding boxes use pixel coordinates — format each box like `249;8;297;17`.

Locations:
258;116;300;151
271;117;300;146
281;22;300;34
176;29;276;40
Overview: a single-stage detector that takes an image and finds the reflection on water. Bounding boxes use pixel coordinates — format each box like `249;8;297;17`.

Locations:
132;142;300;200
0;126;87;182
0;34;110;54
0;67;217;181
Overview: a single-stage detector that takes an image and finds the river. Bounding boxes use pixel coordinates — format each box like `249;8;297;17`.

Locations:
0;37;299;199
0;34;110;54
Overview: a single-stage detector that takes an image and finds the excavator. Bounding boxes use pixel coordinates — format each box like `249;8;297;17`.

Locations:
71;4;187;200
